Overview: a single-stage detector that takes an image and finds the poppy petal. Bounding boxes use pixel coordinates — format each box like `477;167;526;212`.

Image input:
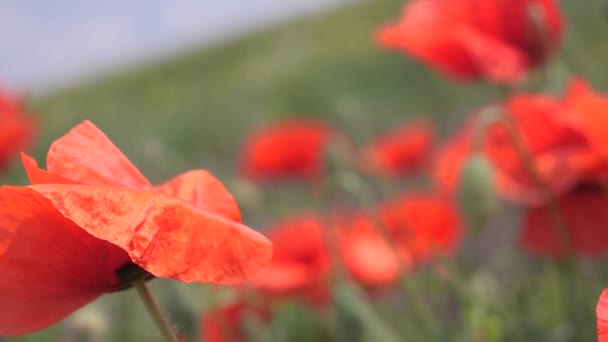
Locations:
521;188;608;257
156;170;241;222
21;153;78;185
337;215;401;286
30;184;273;284
456;25;526;83
0;186;129;336
46;120;151;189
598;289;608;342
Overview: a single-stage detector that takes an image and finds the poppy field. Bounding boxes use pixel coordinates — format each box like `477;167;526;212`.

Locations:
3;0;608;341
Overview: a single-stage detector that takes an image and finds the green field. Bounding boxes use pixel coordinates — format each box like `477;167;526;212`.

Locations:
5;0;608;340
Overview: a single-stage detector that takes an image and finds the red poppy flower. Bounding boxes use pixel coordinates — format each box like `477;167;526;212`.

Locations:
335;212;401;287
379;194;461;265
598;289;608;342
201;302;269;342
521;186;608;257
362;120;434;177
377;0;563;83
0;87;36;172
250;213;330;304
433;92;589;206
240;118;333;182
561;78;608;180
0;121;272;336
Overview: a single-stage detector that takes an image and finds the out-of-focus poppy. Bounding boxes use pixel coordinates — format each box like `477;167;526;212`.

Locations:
240;118;333;182
434;92;588;206
379;194;461;265
250;213;330;304
0;121;272;336
377;0;563;83
598;289;608;342
562;78;608;179
521;185;608;257
337;195;459;288
0;88;36;172
335;212;401;287
201;302;269;342
362;120;434;177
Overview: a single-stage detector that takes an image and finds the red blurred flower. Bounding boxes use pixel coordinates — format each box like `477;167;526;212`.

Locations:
379;194;461;265
0;121;272;336
434;91;588;205
598;289;608;342
0;88;36;172
377;0;563;83
336;194;460;288
335;212;401;287
362;120;434;177
433;79;608;257
250;213;330;304
201;302;269;342
521;185;608;257
240;118;333;182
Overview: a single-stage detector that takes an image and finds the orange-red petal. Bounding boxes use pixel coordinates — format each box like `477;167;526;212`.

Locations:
156;170;242;222
30;184;272;284
0;186;130;336
46;120;151;189
21;153;78;185
598;289;608;342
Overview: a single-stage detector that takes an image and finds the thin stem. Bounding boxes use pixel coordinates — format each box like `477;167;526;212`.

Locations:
132;278;178;342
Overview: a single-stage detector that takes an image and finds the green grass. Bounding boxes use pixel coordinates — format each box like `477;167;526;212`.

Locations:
4;0;608;340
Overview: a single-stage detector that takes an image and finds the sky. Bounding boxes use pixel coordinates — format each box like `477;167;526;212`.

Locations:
0;0;352;93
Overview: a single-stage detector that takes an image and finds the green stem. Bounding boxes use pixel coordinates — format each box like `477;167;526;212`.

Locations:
132;278;178;342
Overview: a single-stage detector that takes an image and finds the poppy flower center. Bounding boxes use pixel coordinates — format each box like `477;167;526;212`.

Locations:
111;262;155;292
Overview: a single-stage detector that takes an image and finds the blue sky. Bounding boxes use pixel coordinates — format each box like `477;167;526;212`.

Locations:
0;1;352;93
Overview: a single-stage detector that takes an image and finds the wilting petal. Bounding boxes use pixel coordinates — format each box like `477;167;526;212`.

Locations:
46;120;151;189
21;153;77;185
31;184;272;284
0;187;130;336
521;187;608;257
598;289;608;342
157;170;241;222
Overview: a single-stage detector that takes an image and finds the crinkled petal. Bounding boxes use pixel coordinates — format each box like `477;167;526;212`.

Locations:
46;120;151;189
31;184;272;284
598;289;608;342
156;170;241;222
0;187;129;336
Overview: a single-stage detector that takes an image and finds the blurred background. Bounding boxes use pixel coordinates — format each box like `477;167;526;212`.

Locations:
3;0;608;340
